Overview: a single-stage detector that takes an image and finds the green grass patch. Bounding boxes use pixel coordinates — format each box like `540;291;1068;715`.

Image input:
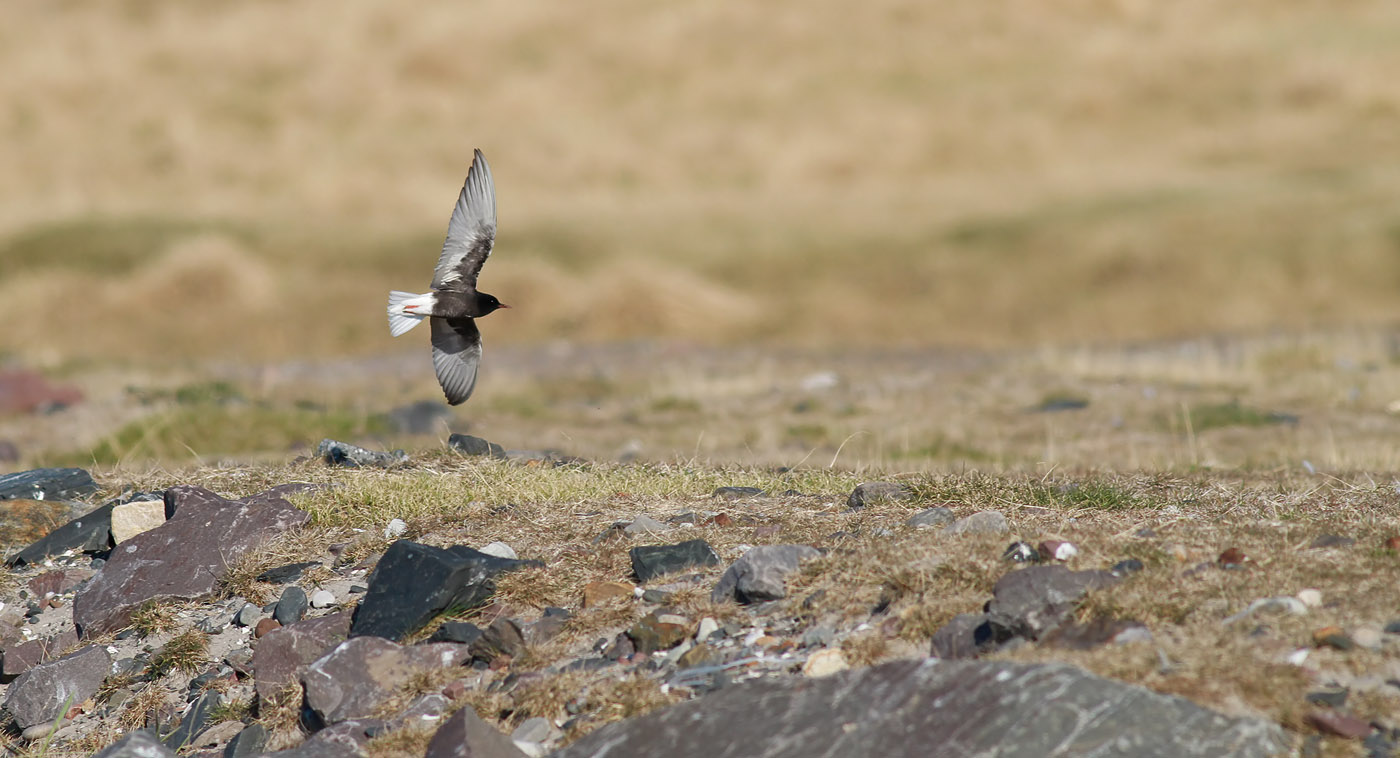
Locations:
0;216;253;277
1183;401;1299;432
57;404;390;465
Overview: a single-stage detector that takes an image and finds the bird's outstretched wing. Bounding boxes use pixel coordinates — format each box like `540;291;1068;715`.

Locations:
430;316;482;405
432;149;497;290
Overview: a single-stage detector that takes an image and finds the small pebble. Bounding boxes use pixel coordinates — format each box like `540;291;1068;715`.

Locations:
802;648;849;678
1312;626;1354;650
1003;542;1037;563
1217;548;1247;568
695;617;720;643
479;541;517;559
309;590;337;609
1296;589;1322;608
254;618;281;638
1352;626;1383;649
1037;540;1077;562
384;518;408;539
235;603;261;627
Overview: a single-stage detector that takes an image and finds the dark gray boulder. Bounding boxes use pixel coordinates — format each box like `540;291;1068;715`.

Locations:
629;539;720;583
3;644;111;729
6;503;115;566
711;545;821;604
93;729;174;758
553;659;1286;758
447;434;506;458
349;541;541;641
0;467;98;502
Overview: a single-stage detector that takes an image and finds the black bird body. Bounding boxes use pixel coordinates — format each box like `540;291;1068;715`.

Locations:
387;149;508;405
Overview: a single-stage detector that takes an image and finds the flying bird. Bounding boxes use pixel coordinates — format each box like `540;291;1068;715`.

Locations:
387;149;508;405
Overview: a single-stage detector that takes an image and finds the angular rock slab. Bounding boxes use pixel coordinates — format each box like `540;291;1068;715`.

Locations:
424;706;528;758
4;644;111;729
0;466;98;502
5;501;112;565
448;433;506;458
986;565;1120;639
554;659;1286;758
110;499;166;544
251;611;352;702
301;636;469;725
629;539;720;583
317;438;408;468
711;544;822;604
349;541;540;642
72;485;310;637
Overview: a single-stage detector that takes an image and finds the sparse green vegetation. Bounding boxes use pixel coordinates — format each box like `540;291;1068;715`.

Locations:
147;629;209;677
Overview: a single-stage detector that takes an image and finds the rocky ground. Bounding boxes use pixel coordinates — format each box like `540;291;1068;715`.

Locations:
3;334;1400;757
0;440;1397;758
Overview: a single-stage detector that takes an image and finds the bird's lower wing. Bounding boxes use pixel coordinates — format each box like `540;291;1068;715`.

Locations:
430;316;482;405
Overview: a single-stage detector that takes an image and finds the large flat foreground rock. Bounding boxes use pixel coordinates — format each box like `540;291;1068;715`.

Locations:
73;485;310;637
555;659;1286;758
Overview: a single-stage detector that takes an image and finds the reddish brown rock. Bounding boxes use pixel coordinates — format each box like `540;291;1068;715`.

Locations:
1305;709;1372;739
582;581;634;608
72;485;310;637
0;370;82;414
2;628;79;679
1217;548;1247;568
301;636;470;725
254;618;281;638
250;611;351;703
27;569;93;599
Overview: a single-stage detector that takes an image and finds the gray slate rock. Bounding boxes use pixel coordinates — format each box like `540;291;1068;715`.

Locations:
301;637;469;725
0;466;99;502
7;502;115;566
4;644;111;729
72;485;311;637
986;565;1120;639
274;586;309;626
942;510;1009;536
264;719;384;758
93;729;174;758
906;507;955;529
223;723;268;758
630;539;720;583
250;611;352;703
711;545;822;604
712;486;765;500
161;690;221;749
316;439;407;468
845;481;912;509
553;659;1286;758
257;561;322;584
349;541;541;641
624;515;670;535
448;433;506;458
424;706;529;758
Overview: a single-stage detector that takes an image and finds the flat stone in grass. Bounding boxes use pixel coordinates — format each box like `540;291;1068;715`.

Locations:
301;636;470;725
5;502;114;566
0;466;98;502
4;644;110;730
629;539;721;583
552;659;1286;758
906;507;955;529
712;486;765;500
349;541;541;641
257;561;322;584
846;481;912;510
424;706;528;758
711;545;822;604
447;433;506;458
72;484;311;637
942;510;1009;536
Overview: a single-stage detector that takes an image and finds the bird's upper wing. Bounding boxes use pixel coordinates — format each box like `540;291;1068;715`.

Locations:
432;149;497;290
430;316;482;405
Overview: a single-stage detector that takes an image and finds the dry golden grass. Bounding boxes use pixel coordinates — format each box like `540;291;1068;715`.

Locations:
4;1;1400;362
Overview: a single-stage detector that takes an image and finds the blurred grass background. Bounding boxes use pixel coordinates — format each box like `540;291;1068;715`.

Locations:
4;0;1400;364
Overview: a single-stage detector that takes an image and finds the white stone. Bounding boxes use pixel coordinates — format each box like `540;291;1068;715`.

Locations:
110;500;166;544
1353;626;1384;650
479;541;517;559
384;519;408;539
802;648;849;678
695;617;720;643
1296;589;1323;608
309;590;337;609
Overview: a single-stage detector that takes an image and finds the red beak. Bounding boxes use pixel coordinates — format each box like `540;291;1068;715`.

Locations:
499;303;511;309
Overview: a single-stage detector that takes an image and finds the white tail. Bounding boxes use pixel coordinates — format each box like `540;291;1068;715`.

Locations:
387;291;427;336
